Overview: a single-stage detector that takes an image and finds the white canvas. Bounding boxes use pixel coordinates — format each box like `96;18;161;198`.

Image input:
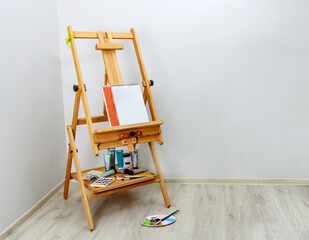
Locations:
111;84;149;125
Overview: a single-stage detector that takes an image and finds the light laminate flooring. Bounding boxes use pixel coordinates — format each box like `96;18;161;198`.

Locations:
6;182;309;240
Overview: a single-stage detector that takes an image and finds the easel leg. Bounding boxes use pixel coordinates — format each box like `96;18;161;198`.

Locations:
64;87;81;199
67;126;94;231
63;148;73;199
148;142;171;208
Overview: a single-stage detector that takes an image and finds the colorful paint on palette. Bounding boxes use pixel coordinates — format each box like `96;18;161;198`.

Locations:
141;215;176;227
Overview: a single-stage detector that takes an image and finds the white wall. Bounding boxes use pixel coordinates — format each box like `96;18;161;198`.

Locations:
57;0;309;178
0;0;66;232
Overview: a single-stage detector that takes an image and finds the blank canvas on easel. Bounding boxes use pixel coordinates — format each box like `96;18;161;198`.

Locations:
103;84;149;126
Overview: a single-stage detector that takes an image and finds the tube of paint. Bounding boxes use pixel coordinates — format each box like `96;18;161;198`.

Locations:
116;168;147;175
131;168;147;175
132;149;138;169
108;148;116;169
116;150;123;169
123;153;131;168
98;169;116;178
103;150;111;171
117;168;132;175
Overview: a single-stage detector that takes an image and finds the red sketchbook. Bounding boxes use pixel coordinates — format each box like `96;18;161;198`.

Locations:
102;86;119;127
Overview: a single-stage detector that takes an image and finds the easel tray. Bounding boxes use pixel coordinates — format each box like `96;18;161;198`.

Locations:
71;166;157;194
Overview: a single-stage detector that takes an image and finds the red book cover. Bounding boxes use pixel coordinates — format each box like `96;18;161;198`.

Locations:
102;86;119;127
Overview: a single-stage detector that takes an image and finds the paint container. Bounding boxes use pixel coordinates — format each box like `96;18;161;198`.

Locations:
99;169;116;178
123;153;131;168
117;168;147;175
132;149;138;169
103;150;111;171
131;168;147;175
108;148;116;169
116;150;124;169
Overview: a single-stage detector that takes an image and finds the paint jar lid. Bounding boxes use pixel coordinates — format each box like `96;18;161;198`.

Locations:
123;153;130;157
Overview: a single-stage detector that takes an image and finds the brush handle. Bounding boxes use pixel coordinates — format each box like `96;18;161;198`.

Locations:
156;210;179;225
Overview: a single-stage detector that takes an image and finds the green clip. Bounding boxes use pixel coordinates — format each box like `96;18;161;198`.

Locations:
66;34;74;49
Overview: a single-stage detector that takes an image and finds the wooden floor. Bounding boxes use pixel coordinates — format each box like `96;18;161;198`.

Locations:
6;182;309;240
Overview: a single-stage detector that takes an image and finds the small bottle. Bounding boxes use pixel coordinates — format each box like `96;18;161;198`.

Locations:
123;153;131;168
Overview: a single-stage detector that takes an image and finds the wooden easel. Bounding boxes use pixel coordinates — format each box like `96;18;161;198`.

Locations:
63;26;170;231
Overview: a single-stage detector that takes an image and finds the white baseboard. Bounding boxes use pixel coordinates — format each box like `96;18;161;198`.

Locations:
164;178;309;185
0;180;64;240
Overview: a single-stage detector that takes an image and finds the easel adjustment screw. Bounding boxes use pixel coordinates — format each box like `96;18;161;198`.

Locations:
73;85;78;92
130;131;135;136
150;80;154;86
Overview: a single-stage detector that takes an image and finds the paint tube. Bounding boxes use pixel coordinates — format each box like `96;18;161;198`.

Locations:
108;148;116;169
132;149;138;169
103;150;111;171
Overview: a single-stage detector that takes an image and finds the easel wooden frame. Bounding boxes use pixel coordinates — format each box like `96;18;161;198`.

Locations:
63;26;170;231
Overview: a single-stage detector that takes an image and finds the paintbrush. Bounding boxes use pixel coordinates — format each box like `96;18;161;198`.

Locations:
149;210;180;226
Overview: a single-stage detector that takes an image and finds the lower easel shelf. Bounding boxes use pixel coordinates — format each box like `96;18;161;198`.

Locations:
70;166;160;199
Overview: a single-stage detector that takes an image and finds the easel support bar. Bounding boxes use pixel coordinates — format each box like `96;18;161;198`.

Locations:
131;28;158;121
68;26;99;156
73;31;134;39
77;115;108;125
96;43;124;50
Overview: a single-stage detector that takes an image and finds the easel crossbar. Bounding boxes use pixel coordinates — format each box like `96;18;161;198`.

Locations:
73;31;133;39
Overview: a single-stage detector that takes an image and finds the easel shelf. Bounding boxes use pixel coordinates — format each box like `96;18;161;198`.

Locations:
70;166;158;195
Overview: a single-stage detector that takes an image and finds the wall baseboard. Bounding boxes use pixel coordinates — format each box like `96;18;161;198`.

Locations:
164;178;309;185
0;180;64;240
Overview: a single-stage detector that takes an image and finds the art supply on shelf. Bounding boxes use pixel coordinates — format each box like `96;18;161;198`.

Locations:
116;175;145;180
90;178;114;188
132;149;138;169
103;150;111;171
108;148;116;169
116;150;124;169
131;168;147;175
121;176;145;181
116;168;128;174
116;175;124;180
123;153;131;168
97;169;116;178
82;170;103;181
116;168;147;175
123;175;145;178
